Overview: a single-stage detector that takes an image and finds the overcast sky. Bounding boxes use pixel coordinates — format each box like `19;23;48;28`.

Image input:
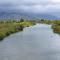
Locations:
0;0;60;17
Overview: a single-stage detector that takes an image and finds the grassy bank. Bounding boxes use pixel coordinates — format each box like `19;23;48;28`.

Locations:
40;20;60;34
0;21;35;41
0;19;60;41
52;24;60;35
45;20;60;34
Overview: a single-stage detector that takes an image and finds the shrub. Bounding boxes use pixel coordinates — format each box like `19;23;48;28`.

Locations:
20;18;24;22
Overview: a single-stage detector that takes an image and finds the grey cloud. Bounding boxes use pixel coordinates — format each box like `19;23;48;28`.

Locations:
0;0;59;6
0;0;60;17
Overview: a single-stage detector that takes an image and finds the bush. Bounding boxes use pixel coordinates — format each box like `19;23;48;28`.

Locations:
5;32;10;36
0;36;4;40
0;32;5;41
16;25;24;31
20;18;24;22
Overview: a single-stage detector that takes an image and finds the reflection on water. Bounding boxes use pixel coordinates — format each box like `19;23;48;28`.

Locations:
0;24;60;60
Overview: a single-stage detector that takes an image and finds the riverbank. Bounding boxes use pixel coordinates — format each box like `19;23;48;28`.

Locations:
40;20;60;34
0;21;35;41
0;22;60;60
0;20;60;41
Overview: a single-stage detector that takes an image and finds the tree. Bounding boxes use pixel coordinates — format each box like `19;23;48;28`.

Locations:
41;19;44;21
20;18;24;22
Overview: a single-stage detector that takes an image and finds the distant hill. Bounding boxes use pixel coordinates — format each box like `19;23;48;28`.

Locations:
0;12;60;20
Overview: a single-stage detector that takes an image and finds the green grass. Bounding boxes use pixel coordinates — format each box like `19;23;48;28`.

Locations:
0;21;35;41
52;24;60;34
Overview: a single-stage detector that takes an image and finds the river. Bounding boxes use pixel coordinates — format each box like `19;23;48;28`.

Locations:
0;24;60;60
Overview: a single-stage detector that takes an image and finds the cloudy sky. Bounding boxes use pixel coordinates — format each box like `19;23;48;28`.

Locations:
0;0;60;17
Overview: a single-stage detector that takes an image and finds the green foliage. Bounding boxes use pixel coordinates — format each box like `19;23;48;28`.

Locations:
20;18;24;22
0;20;35;41
38;20;60;35
41;19;44;21
52;24;60;34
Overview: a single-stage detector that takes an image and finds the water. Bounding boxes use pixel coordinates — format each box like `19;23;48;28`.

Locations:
0;24;60;60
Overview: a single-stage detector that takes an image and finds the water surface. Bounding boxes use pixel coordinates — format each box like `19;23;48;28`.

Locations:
0;24;60;60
